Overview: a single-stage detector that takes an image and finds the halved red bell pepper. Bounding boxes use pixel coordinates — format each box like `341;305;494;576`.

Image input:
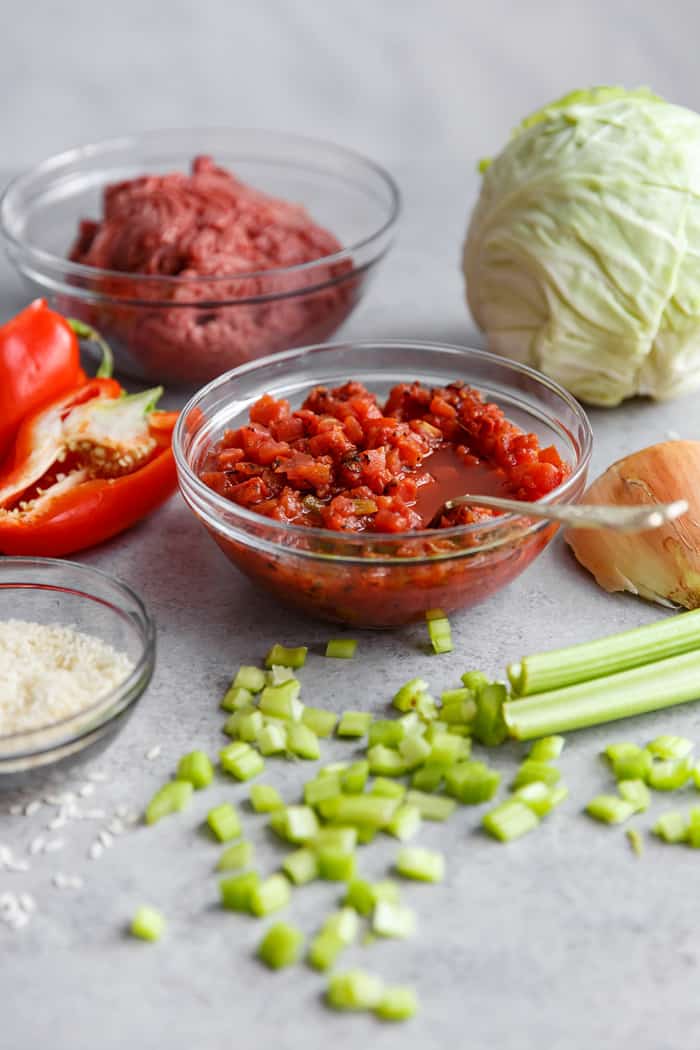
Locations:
0;379;178;556
0;299;86;462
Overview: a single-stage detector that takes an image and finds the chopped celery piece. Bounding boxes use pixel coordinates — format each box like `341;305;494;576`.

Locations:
627;828;644;856
308;931;345;971
372;900;416;938
427;731;467;766
267;664;297;686
356;826;377;845
461;670;489;692
618;779;651;813
369;720;404;748
654;811;687;843
319;761;348;775
318;795;399;829
325;638;358;659
145;780;193;824
343;878;375;916
259;681;301;720
342;760;370;794
528;735;565;762
318;847;356;881
327;970;384;1011
234;665;266;693
646;735;694;760
371;778;406;801
446;723;472;738
258;723;287;756
238;710;264;742
399;733;432;769
337;711;373;738
369;882;400;908
130;905;165;942
282;848;319;886
398;711;424;735
415;693;439;720
257;921;304;969
271;805;319;844
323;907;360;944
392;678;430;712
441;696;477;724
250;874;291;917
220;871;260;912
222;707;255;738
386;804;422;842
344;879;400;914
647;757;693;791
287;723;320;760
220;685;253;712
217;840;254;871
265;644;307;669
314;827;358;852
512;760;561;789
395;846;444;882
404;790;456;821
606;744;653;783
483;800;539;841
586;795;635;825
514;781;568;817
426;612;453;655
473;683;508;747
219;742;264;781
440;686;474;706
301;706;338;738
304;774;342;807
424;720;448;742
176;750;214;789
444;761;500;804
375;986;418;1021
250;784;284;813
207;803;242;842
688;807;700;848
411;765;445;792
367;745;407;777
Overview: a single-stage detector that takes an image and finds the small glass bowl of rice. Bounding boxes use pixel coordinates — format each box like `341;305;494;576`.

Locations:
0;557;155;784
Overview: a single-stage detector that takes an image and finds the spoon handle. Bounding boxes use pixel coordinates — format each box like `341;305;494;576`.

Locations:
444;494;689;532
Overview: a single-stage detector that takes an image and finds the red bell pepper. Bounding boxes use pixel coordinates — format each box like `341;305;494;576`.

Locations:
0;378;179;556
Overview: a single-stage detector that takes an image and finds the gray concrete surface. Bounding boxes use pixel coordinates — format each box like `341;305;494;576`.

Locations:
3;2;700;1047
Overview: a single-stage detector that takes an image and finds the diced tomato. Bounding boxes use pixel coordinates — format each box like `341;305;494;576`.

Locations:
250;393;290;426
200;379;570;533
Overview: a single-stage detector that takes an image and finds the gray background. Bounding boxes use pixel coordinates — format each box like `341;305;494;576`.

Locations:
3;2;700;1048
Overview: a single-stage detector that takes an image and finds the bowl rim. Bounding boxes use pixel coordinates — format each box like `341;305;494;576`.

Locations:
173;339;594;551
0;556;156;762
0;127;402;288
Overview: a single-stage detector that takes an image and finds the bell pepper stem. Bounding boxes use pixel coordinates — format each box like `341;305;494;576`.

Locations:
67;319;114;378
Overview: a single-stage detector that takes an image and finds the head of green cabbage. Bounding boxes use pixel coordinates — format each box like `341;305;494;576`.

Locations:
463;87;700;406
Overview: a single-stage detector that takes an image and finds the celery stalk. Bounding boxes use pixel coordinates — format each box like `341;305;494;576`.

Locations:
508;609;700;696
504;650;700;740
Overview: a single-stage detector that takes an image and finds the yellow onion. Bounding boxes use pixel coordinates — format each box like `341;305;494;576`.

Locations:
567;440;700;608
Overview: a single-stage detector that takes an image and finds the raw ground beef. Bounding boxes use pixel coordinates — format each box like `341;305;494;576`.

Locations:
68;157;355;383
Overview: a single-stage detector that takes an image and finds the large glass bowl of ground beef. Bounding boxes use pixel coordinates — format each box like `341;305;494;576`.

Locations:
174;341;592;628
0;130;400;385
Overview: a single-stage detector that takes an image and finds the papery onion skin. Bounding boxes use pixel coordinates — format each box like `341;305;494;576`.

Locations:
566;441;700;608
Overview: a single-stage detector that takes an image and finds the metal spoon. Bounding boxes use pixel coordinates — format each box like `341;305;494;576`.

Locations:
437;493;689;532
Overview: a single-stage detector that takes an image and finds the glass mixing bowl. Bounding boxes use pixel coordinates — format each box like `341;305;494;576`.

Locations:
174;341;593;628
0;129;400;386
0;558;155;785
